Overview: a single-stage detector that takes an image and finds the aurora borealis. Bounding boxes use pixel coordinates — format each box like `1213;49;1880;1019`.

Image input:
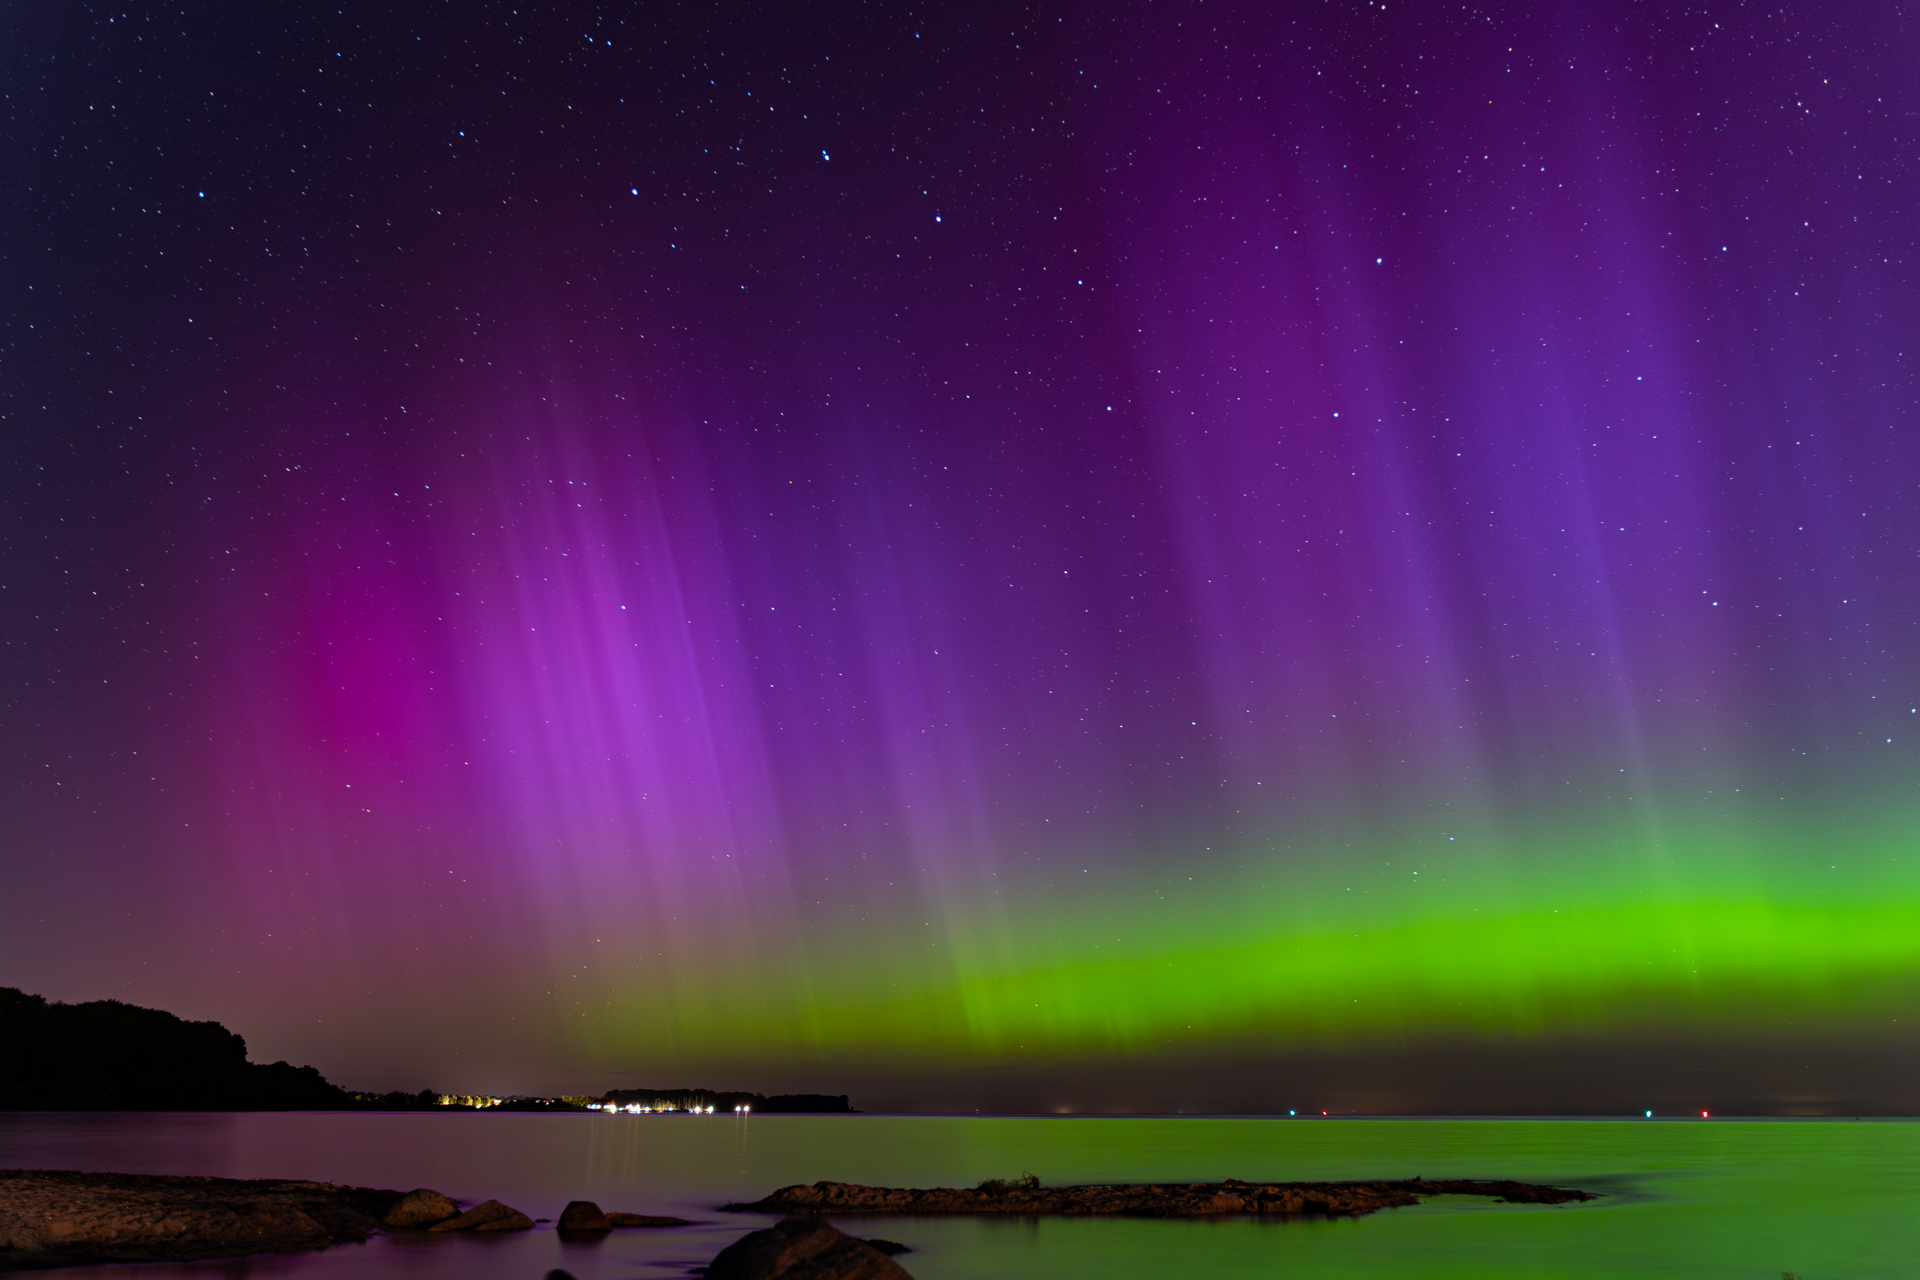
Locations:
5;0;1918;1111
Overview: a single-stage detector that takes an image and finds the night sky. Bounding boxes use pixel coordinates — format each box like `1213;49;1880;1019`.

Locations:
6;0;1919;1112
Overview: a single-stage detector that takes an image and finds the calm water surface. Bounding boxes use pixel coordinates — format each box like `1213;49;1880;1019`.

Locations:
1;1112;1911;1279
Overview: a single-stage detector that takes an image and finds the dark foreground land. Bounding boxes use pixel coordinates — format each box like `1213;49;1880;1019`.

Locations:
0;1170;403;1268
728;1176;1595;1218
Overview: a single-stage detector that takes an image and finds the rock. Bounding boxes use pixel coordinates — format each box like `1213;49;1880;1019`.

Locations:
704;1216;913;1280
381;1188;459;1228
0;1208;52;1254
724;1176;1594;1220
427;1199;534;1232
0;1170;400;1268
475;1211;536;1232
863;1238;911;1255
553;1198;688;1230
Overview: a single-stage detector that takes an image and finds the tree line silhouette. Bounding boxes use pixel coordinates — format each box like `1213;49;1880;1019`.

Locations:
0;987;354;1109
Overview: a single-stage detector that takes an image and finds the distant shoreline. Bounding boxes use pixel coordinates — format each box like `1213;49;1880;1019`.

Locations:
3;981;860;1115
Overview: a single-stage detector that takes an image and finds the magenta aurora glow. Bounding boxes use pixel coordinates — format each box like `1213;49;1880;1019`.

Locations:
4;0;1919;1112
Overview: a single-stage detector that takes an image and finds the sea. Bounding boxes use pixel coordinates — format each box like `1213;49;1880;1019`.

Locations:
1;1111;1912;1279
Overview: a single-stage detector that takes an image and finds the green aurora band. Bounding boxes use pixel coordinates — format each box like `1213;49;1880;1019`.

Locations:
580;788;1920;1065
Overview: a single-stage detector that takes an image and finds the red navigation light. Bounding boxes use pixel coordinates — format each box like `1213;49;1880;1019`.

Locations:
1700;1110;1709;1118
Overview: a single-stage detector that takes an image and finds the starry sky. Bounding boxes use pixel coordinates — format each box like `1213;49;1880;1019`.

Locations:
4;0;1919;1113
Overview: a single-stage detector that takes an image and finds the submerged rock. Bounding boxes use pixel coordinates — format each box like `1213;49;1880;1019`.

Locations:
427;1198;534;1232
555;1200;690;1232
726;1176;1595;1219
381;1188;459;1228
703;1216;913;1279
557;1200;612;1231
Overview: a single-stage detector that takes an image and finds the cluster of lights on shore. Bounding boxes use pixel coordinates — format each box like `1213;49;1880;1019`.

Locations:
585;1103;751;1114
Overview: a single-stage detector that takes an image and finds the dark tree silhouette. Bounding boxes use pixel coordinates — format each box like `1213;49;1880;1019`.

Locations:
0;987;353;1110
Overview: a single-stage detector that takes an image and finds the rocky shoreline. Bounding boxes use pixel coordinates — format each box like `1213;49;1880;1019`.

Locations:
0;1172;693;1270
0;1170;404;1269
0;1168;1594;1274
726;1175;1595;1218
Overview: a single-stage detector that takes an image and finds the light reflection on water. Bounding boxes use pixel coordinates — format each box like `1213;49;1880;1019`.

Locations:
1;1112;1912;1279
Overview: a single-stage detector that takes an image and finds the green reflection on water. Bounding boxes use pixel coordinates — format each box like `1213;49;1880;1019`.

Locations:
603;1117;1916;1280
